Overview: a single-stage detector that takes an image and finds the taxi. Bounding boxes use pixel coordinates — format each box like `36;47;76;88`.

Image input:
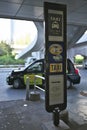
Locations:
6;59;44;89
6;58;81;89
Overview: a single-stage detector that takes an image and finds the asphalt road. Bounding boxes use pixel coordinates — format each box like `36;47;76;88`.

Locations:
0;68;26;101
67;67;87;125
0;68;45;102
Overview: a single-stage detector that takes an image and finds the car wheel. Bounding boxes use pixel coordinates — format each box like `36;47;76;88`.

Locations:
67;80;73;88
13;79;21;89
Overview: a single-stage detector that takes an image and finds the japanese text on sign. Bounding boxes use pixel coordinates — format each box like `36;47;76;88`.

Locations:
48;10;63;42
49;75;64;105
50;63;62;72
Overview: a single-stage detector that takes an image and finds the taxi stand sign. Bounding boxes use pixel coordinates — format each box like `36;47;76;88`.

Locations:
44;2;67;114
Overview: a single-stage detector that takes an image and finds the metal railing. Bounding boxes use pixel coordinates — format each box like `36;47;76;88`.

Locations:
34;75;45;92
25;75;45;100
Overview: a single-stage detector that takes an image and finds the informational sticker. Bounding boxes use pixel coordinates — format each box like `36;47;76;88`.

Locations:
50;63;62;72
49;44;63;55
48;10;63;42
49;75;64;105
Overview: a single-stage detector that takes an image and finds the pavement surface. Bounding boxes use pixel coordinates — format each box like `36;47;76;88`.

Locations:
1;67;87;130
0;97;87;130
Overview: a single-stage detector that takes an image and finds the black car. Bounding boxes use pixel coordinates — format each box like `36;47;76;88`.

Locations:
6;59;45;89
6;58;81;89
67;58;81;88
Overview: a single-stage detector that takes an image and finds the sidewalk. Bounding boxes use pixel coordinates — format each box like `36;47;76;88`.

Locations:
0;99;87;130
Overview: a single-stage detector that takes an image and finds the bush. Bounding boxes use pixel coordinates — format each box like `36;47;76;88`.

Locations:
75;58;83;64
0;55;25;65
74;55;84;64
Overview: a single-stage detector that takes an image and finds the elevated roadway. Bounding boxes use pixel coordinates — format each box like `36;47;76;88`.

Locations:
67;42;87;61
15;22;44;59
0;0;87;59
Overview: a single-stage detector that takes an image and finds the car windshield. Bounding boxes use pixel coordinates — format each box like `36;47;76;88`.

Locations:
27;62;42;72
67;59;75;73
24;59;43;72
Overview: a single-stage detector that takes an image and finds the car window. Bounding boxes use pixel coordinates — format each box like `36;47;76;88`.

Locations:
67;59;75;73
27;62;43;72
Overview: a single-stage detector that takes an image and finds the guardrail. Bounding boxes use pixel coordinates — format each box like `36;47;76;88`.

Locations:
0;65;24;68
25;75;45;100
34;75;45;92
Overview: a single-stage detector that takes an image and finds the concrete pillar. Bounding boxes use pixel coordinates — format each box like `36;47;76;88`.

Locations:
67;48;74;62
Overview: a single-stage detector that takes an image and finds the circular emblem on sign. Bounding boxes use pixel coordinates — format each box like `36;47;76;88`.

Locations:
49;44;63;55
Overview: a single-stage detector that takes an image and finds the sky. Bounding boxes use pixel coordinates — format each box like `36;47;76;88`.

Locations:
0;18;37;43
0;19;10;42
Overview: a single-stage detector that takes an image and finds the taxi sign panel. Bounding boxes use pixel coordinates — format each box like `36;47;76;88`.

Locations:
44;2;67;112
50;63;62;72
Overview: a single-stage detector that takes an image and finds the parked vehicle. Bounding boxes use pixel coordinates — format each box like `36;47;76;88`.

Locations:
67;58;81;88
6;58;81;89
6;59;44;89
83;60;87;69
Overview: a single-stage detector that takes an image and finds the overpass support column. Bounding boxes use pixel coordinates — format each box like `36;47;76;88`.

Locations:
67;48;75;62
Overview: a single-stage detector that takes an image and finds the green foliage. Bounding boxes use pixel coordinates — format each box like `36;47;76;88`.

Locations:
0;41;25;65
0;55;25;65
74;55;84;64
0;41;13;56
74;59;83;64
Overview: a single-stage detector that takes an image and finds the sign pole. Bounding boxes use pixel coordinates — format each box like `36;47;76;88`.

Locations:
53;107;60;126
44;2;67;126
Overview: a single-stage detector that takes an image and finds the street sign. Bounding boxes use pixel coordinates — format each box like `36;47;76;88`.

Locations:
44;2;67;112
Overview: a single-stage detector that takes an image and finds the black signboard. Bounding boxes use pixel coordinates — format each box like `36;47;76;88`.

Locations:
44;2;67;112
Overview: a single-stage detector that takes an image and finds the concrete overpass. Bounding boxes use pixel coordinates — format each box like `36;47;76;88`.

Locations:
15;22;45;59
67;42;87;61
0;0;87;59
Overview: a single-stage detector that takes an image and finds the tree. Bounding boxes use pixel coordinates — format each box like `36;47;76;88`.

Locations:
0;41;13;56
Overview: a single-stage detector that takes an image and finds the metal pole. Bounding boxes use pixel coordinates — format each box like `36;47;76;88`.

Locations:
34;76;37;93
53;108;60;126
26;77;30;100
